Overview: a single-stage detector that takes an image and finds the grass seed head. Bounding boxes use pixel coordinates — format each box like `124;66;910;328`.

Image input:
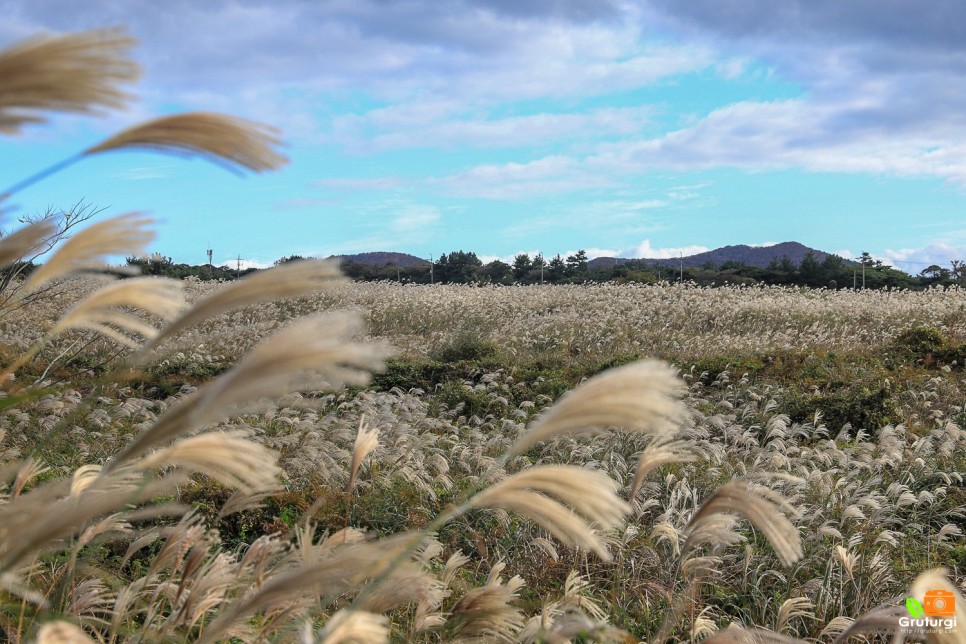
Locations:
508;359;687;456
84;111;288;172
0;28;139;135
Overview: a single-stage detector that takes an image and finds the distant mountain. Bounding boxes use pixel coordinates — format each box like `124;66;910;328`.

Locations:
588;242;849;271
330;251;430;267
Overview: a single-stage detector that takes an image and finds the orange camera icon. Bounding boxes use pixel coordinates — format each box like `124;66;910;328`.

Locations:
924;589;956;617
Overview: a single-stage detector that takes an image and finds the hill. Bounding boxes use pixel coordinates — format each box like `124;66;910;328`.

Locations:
330;251;430;267
588;241;847;270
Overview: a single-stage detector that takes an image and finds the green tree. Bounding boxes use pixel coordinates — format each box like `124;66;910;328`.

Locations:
480;260;513;284
274;254;306;266
512;254;532;280
547;254;566;282
798;251;821;286
565;249;588;276
435;250;482;283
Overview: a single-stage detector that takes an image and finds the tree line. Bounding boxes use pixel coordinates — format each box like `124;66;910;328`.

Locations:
341;249;950;290
48;249;958;290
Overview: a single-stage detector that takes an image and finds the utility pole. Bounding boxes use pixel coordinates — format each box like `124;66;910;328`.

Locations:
429;255;434;284
236;254;241;279
207;246;213;279
679;252;683;283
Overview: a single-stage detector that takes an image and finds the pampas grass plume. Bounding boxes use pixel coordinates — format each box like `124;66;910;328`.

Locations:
51;277;184;347
135;431;281;494
84;111;287;172
684;482;803;568
0;220;56;268
467;465;630;560
22;212;153;293
108;311;387;470
314;610;390;643
141;258;344;353
347;416;380;493
0;28;138;135
508;360;686;456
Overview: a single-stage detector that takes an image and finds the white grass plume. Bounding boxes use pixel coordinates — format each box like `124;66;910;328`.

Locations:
684;482;803;568
50;277;184;347
466;465;630;560
22;213;153;293
314;610;389;643
347;416;380;493
139;258;344;354
107;311;386;472
135;431;281;494
910;568;966;644
84;112;287;172
0;220;56;268
0;28;138;135
507;360;686;457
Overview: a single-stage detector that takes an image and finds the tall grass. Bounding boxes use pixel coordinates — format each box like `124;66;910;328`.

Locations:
1;26;964;643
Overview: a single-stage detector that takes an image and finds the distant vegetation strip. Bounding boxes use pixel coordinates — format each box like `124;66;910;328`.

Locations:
114;248;960;290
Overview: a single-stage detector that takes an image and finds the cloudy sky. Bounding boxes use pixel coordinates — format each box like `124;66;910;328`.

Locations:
2;1;966;271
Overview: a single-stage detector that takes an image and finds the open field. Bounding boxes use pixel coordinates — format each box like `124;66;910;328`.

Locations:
3;277;965;641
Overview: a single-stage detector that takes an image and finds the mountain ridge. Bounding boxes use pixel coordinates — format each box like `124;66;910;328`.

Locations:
331;242;848;269
588;241;846;270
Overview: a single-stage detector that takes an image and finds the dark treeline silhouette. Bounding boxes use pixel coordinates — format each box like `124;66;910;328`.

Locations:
340;249;939;290
123;250;963;290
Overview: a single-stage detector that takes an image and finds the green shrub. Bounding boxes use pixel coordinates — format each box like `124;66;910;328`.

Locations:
890;326;947;359
431;331;499;363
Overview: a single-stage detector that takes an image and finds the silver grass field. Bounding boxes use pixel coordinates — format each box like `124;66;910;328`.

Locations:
2;28;966;644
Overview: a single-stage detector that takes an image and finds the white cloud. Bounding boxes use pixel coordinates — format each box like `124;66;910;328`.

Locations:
390;204;440;233
438;155;615;199
316;177;404;191
633;239;710;259
573;247;620;260
879;243;966;272
218;257;273;270
327;202;442;254
328;106;654;152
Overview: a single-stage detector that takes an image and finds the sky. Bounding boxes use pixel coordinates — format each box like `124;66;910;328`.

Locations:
2;1;966;272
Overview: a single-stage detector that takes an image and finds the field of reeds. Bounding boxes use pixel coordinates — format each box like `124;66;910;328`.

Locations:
2;27;966;644
3;273;966;642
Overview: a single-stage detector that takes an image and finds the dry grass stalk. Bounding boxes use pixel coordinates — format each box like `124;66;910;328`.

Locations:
0;220;56;268
347;416;380;493
704;624;808;643
0;28;138;135
630;438;697;498
909;568;966;644
313;610;390;643
684;482;803;568
507;360;686;456
135;431;281;494
0;468;175;572
140;258;344;354
466;465;630;560
22;213;153;294
830;606;907;643
50;277;184;347
35;620;96;643
448;562;526;643
107;311;387;470
84;111;288;172
197;536;419;644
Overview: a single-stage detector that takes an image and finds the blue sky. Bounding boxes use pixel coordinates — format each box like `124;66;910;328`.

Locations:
3;1;966;272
